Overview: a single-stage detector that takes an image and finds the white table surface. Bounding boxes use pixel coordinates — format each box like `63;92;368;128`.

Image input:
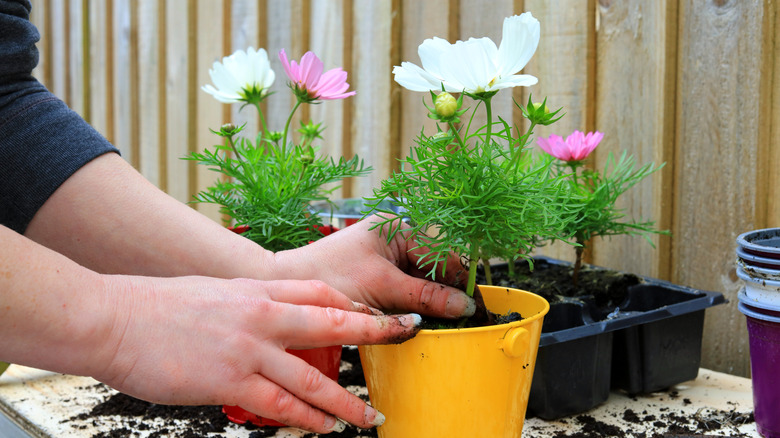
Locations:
0;364;759;437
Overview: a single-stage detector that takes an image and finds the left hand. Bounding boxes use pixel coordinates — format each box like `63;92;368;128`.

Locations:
273;215;475;319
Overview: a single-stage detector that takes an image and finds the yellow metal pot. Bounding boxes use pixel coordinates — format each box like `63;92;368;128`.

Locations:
359;285;549;438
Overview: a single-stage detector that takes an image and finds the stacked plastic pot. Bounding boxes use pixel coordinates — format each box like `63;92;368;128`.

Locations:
736;228;780;438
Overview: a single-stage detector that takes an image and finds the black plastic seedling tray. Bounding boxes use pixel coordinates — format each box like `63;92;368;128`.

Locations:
521;257;726;420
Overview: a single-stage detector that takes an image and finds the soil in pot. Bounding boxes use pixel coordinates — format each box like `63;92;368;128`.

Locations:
485;258;642;308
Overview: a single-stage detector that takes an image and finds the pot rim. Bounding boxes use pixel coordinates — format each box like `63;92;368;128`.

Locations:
737;228;780;255
738;288;780;312
738;301;780;323
737;258;780;278
736;265;780;286
736;247;780;267
416;285;549;336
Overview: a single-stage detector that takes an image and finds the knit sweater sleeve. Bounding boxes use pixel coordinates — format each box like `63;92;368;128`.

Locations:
0;0;119;233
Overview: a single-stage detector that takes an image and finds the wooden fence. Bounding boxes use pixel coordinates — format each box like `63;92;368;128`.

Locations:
27;0;780;378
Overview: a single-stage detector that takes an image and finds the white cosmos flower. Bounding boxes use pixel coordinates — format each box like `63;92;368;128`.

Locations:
393;13;540;94
202;47;275;104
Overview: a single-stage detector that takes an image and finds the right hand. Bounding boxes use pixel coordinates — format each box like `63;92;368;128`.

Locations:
92;275;420;433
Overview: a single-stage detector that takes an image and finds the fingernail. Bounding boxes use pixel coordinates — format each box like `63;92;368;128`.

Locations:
327;417;347;433
446;292;476;318
366;406;386;427
408;313;422;327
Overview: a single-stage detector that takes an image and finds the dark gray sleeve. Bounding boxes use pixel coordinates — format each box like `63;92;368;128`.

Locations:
0;0;120;234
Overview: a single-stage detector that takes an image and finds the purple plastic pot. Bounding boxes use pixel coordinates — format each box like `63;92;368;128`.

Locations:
738;299;780;438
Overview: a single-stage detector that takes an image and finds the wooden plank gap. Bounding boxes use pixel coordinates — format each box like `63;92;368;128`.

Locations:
511;0;524;143
158;0;168;193
129;0;140;169
64;0;71;106
388;0;403;169
81;0;90;124
187;0;199;202
341;0;354;198
257;0;268;130
448;0;460;42
222;0;231;127
220;0;232;224
299;0;311;128
755;0;777;229
104;0;115;144
581;0;598;266
42;0;54;88
656;0;680;282
769;0;780;226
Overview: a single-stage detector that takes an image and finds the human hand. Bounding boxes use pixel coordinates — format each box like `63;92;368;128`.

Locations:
274;215;475;318
92;275;420;433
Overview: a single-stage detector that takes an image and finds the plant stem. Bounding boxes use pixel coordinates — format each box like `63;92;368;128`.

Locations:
447;121;467;150
483;259;493;285
573;239;584;287
282;100;303;152
227;136;242;162
484;96;493;154
466;246;480;298
507;257;515;277
253;102;269;136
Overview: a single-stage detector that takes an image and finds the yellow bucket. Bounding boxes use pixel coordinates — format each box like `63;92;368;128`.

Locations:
359;285;549;438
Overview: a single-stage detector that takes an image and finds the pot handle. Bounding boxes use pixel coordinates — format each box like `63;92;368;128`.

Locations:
501;327;531;359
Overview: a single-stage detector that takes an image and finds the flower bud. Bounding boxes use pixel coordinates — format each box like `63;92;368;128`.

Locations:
266;131;283;142
522;95;563;126
529;102;548;114
211;122;245;138
435;92;458;118
299;145;315;165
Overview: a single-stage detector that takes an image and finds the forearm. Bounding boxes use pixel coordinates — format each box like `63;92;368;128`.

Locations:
24;153;277;279
0;224;112;376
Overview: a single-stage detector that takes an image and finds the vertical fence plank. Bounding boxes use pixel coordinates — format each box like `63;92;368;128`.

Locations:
87;0;109;139
136;0;161;186
309;0;346;160
165;0;191;203
29;0;51;86
309;0;352;198
47;0;68;100
194;0;225;221
457;1;514;138
264;0;295;138
112;0;134;164
397;0;451;166
673;0;770;376
590;1;676;281
350;0;393;195
68;0;85;117
524;0;593;263
229;0;260;137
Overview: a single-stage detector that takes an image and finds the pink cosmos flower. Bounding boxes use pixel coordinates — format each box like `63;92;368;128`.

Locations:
278;49;356;101
536;130;604;162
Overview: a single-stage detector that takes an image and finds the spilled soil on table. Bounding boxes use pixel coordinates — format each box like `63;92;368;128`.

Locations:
67;345;755;438
69;346;376;438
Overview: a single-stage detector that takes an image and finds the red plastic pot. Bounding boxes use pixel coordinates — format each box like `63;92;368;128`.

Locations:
222;345;343;427
223;224;343;427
